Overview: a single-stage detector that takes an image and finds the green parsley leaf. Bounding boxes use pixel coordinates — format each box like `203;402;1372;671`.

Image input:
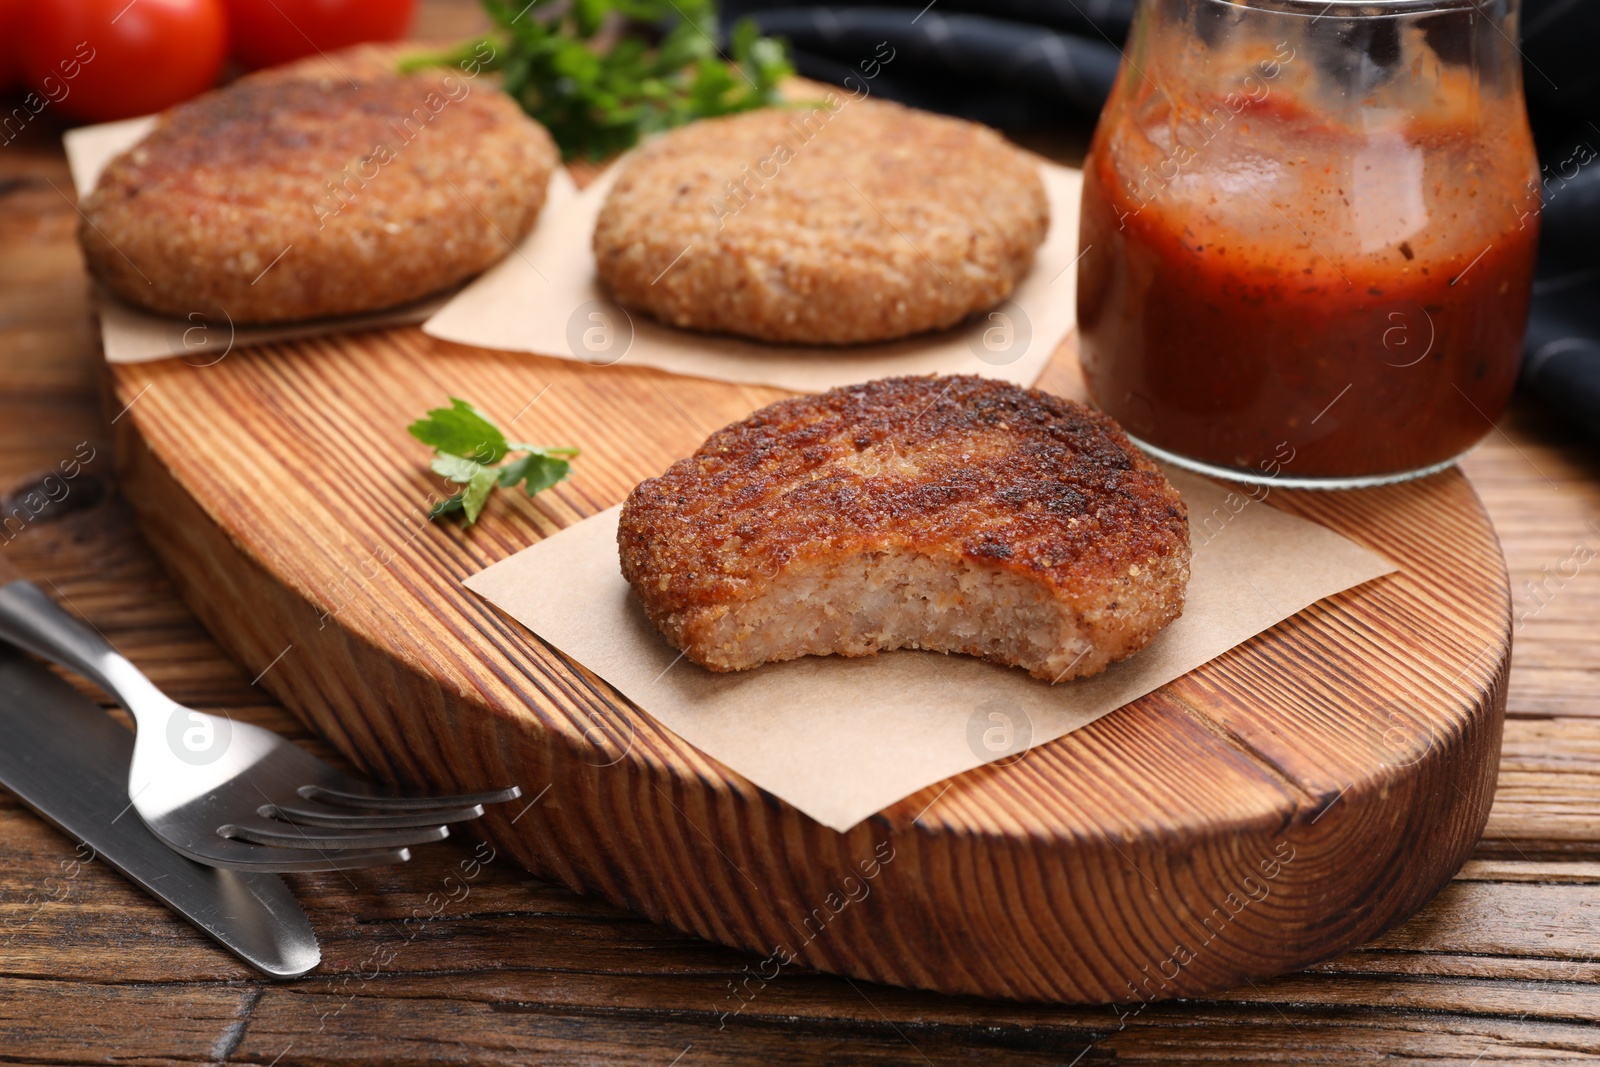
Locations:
431;452;488;484
408;398;509;465
409;401;579;527
461;465;502;525
430;494;467;519
499;447;578;496
401;0;794;161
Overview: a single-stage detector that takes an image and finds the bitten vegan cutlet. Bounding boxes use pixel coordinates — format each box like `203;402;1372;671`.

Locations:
617;376;1191;682
593;98;1049;345
78;45;556;325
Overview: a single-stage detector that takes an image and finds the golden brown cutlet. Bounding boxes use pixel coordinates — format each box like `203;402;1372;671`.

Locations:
618;375;1191;681
593;98;1049;345
78;45;555;324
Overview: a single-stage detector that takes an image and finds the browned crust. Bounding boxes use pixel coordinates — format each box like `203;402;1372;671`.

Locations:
593;98;1049;345
78;45;556;325
618;376;1191;675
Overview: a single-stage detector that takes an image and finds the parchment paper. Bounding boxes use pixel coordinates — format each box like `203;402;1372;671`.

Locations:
423;155;1084;393
61;116;579;365
465;468;1395;831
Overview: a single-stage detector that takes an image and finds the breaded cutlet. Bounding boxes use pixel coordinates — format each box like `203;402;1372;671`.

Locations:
78;45;556;324
593;98;1049;345
617;376;1191;682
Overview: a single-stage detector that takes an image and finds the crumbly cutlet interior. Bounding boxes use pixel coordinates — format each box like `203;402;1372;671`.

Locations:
689;549;1098;681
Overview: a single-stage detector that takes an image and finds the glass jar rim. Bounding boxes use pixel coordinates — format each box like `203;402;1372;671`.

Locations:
1203;0;1502;15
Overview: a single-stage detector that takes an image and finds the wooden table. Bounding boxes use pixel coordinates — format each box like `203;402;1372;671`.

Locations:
3;6;1600;1061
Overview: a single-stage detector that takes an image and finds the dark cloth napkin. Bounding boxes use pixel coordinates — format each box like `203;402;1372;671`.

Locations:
723;0;1600;447
721;1;1133;126
1521;0;1600;446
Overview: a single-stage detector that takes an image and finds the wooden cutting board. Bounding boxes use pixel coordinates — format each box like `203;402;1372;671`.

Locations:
105;327;1508;1005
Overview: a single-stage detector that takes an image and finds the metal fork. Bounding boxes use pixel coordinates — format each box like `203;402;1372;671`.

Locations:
0;570;519;873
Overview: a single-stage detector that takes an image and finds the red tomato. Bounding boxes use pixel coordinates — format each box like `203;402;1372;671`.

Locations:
20;0;228;122
0;0;26;90
222;0;417;70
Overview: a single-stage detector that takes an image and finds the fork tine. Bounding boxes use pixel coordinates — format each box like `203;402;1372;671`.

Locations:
170;838;414;873
219;819;451;851
300;783;522;812
260;801;486;829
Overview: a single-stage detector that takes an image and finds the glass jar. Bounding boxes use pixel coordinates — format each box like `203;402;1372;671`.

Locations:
1076;0;1539;488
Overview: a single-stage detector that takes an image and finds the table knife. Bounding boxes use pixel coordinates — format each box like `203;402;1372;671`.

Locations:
0;645;319;977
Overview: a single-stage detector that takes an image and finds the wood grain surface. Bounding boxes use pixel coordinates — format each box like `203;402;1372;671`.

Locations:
2;2;1599;1061
88;99;1517;1014
103;308;1511;1007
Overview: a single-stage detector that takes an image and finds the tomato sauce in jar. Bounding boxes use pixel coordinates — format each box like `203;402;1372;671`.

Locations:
1076;0;1540;485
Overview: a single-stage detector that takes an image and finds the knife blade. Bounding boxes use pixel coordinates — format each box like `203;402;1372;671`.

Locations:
0;645;319;977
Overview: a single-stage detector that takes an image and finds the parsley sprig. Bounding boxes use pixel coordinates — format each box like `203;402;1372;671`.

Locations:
409;398;579;526
403;0;792;160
